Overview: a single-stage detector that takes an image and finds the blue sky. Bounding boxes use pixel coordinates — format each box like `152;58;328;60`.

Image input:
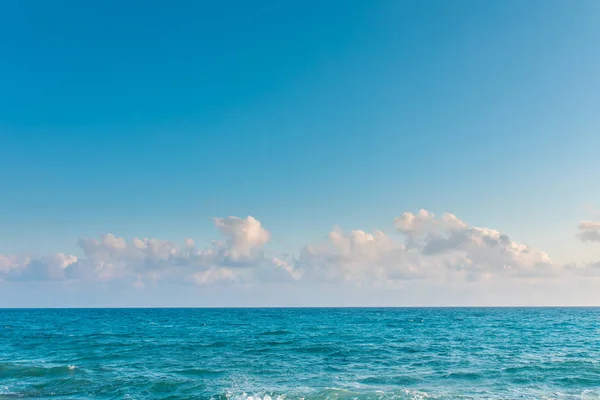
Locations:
1;0;600;306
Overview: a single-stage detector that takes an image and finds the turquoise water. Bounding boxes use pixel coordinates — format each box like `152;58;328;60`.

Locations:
1;308;599;399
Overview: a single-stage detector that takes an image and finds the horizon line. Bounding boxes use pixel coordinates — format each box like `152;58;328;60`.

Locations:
2;305;600;310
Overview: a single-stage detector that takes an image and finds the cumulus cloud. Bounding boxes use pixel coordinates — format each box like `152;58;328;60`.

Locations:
394;209;467;237
396;210;555;278
291;210;557;285
0;254;18;274
214;216;270;262
272;257;303;281
578;221;600;243
0;210;595;287
191;268;237;286
0;253;78;281
295;227;422;284
0;216;287;286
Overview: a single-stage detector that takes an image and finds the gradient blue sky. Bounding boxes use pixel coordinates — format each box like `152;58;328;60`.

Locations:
1;0;600;306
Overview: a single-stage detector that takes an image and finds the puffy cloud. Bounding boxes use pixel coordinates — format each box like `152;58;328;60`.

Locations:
192;268;237;286
293;210;557;284
394;209;467;237
75;234;180;281
65;216;273;284
0;216;276;286
1;253;78;281
0;254;18;274
578;221;600;243
295;227;422;284
213;216;270;262
397;211;554;278
0;210;594;287
272;257;302;281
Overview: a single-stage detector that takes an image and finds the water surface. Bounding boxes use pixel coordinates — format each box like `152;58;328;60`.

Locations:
1;308;599;399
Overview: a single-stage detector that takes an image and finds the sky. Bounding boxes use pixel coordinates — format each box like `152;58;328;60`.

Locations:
1;0;600;307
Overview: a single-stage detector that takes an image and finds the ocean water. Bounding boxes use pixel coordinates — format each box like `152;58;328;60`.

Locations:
1;308;599;399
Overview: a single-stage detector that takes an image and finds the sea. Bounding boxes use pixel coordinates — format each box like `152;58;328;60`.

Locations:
1;308;599;399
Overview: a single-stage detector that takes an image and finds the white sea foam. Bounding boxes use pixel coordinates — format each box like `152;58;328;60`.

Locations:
222;388;434;400
225;393;285;400
0;386;15;395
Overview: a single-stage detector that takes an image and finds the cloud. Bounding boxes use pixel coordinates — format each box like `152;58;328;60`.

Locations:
0;255;18;274
272;257;303;281
295;227;422;285
0;254;78;281
191;268;237;286
290;210;557;285
566;260;600;277
577;221;600;243
213;216;270;262
72;216;273;284
398;210;555;278
394;209;467;237
568;216;600;276
0;210;595;288
0;216;280;286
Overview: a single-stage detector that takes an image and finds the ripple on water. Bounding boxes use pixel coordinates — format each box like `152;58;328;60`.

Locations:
0;363;79;379
1;308;600;399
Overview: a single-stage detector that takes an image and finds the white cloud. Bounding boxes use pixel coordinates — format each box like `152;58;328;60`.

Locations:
1;253;78;281
213;216;270;262
293;210;558;284
0;210;597;288
394;209;467;236
0;216;276;286
192;268;237;285
399;211;555;278
272;257;303;280
0;254;18;274
295;227;422;285
70;216;272;284
578;221;600;243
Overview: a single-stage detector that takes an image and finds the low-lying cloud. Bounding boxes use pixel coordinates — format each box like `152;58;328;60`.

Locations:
1;210;598;287
1;216;283;286
578;221;600;243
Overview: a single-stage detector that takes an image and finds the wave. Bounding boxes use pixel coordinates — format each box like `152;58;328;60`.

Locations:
259;330;292;336
220;388;434;400
0;363;78;379
216;386;600;400
176;368;225;377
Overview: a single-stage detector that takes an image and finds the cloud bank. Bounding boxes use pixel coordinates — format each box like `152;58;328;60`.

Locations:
1;210;598;287
1;216;285;286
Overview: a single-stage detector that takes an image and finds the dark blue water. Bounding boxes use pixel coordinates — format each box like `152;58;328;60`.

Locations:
1;308;599;399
